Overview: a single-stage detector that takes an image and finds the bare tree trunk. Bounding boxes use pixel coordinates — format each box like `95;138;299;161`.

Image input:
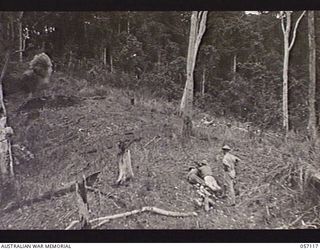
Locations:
6;22;10;40
103;48;107;66
180;11;208;138
201;67;206;97
0;51;14;177
158;50;161;72
110;53;114;73
68;51;73;69
127;12;130;34
280;11;306;135
282;23;290;134
10;19;14;42
233;54;237;81
18;12;24;63
307;11;317;141
180;12;199;117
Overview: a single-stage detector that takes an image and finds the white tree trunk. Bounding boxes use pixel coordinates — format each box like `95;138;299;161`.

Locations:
0;51;14;177
127;12;130;34
103;48;107;66
180;12;197;118
180;11;208;118
281;11;306;134
201;67;206;97
233;54;237;81
18;22;23;62
158;50;161;72
307;11;317;141
110;53;114;73
282;27;290;133
18;12;24;62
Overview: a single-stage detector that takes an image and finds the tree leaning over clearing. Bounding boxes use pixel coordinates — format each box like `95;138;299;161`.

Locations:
180;11;208;138
279;11;306;135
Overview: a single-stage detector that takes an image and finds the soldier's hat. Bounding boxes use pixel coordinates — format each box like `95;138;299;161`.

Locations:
200;159;208;165
222;145;231;151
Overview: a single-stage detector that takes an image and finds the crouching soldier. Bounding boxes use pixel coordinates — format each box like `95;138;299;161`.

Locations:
197;159;221;192
187;166;206;186
187;159;221;193
222;145;240;206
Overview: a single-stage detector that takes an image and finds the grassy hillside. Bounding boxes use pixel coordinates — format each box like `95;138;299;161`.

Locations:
0;70;319;230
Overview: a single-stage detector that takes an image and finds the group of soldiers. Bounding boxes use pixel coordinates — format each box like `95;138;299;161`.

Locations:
187;145;240;207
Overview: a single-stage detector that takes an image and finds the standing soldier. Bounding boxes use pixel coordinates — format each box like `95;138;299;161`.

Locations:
222;145;240;206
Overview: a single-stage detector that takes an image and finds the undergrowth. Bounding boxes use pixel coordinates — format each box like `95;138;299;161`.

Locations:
1;68;320;229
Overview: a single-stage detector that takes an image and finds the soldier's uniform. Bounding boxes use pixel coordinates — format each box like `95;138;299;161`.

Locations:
187;167;205;186
222;145;240;206
198;160;221;192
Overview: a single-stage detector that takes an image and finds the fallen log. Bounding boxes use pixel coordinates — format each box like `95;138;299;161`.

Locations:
1;171;100;214
65;206;197;230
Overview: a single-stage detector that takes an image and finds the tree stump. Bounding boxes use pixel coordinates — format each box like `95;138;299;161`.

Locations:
116;141;134;185
75;175;91;229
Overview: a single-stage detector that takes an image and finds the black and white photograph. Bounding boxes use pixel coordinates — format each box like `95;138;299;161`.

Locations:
0;10;320;234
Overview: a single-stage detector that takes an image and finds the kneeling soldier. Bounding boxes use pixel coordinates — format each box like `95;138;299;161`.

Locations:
197;159;221;192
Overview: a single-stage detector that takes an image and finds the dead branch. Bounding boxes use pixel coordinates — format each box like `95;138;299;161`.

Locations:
287;205;320;228
92;206;197;229
144;136;160;148
65;206;197;230
65;220;79;230
237;183;270;207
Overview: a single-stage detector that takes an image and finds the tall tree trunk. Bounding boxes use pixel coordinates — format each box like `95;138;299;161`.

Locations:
110;53;114;73
6;22;10;40
157;50;161;72
10;19;14;42
180;12;208;139
201;67;206;97
118;22;121;34
233;54;237;81
280;11;306;135
127;12;130;34
18;12;24;63
0;51;14;177
307;10;317;141
282;26;290;134
103;47;107;66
